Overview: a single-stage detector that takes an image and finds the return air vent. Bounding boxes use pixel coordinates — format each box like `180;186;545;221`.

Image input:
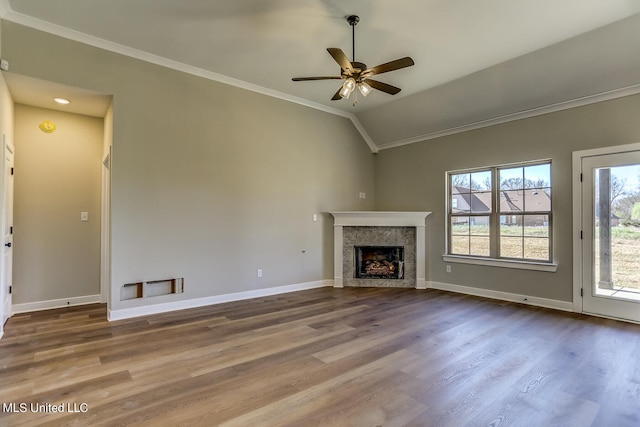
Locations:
121;278;184;301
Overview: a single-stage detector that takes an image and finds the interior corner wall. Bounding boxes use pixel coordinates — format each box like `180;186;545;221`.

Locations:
0;73;11;141
13;104;103;304
374;93;640;302
0;21;375;313
0;71;12;196
0;18;12;141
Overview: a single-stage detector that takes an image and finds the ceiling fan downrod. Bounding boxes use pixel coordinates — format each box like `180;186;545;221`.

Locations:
347;15;359;62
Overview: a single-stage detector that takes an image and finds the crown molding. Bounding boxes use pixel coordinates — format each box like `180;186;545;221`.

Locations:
348;115;378;153
1;10;379;153
377;83;640;151
4;8;640;155
19;6;634;155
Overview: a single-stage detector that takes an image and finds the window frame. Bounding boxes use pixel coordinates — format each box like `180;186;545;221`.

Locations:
444;160;557;272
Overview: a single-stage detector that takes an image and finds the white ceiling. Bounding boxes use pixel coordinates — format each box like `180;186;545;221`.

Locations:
2;1;640;149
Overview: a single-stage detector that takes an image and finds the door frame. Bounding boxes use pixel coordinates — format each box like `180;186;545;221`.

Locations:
0;135;14;331
572;141;640;318
100;149;111;305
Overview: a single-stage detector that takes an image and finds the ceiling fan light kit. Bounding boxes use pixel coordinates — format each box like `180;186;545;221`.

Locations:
292;15;414;105
339;77;356;98
358;81;372;97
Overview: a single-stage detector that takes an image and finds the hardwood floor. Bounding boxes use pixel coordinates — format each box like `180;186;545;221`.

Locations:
1;287;640;426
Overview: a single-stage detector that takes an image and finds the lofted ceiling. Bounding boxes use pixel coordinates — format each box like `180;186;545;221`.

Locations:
1;1;640;150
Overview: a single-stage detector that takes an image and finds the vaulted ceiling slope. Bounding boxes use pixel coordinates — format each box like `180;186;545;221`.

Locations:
1;1;640;151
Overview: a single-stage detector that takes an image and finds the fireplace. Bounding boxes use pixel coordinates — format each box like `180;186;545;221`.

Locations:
355;246;404;279
330;211;431;289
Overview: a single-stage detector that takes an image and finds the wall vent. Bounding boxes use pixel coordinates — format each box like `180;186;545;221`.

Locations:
121;278;184;301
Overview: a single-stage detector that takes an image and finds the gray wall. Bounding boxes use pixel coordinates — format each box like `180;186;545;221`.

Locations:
1;21;375;312
374;94;640;302
12;17;637;309
13;104;103;304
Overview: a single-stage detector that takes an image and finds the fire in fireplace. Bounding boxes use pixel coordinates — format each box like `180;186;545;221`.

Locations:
354;246;404;279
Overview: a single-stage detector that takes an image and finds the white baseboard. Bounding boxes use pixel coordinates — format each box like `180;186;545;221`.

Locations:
9;280;572;321
12;294;102;314
108;280;333;321
427;281;574;312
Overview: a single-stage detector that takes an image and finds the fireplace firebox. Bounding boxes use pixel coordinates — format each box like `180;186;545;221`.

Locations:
354;246;404;279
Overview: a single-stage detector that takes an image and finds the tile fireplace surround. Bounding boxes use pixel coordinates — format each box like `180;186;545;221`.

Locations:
330;212;431;289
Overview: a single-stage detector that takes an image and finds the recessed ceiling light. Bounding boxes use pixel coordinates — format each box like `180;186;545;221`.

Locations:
54;97;71;105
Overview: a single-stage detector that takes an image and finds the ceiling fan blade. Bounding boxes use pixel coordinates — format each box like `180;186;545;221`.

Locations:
362;57;414;77
331;87;343;101
327;48;354;74
292;76;342;81
365;79;402;95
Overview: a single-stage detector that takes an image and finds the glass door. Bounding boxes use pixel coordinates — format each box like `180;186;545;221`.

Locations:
582;151;640;322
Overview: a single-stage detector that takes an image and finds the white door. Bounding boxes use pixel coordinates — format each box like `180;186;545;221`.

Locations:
581;150;640;322
1;137;14;326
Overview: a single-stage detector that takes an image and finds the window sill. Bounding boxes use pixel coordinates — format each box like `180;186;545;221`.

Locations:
442;255;558;272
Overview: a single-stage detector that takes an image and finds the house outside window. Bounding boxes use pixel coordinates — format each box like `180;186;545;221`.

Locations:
447;161;552;264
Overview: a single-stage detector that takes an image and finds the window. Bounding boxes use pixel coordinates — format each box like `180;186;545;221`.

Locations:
447;161;552;265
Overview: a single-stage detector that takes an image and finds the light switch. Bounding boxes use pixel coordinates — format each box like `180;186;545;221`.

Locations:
81;212;89;222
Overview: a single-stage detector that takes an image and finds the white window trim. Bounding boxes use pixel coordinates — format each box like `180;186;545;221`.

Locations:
444;159;555;271
442;254;558;272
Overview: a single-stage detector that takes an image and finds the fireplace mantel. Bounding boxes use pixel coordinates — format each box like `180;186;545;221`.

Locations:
330;211;431;289
330;211;431;227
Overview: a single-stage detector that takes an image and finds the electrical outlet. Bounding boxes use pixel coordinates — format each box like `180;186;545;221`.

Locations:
80;212;89;222
312;214;318;222
446;265;452;273
0;59;9;71
359;192;366;199
257;269;262;278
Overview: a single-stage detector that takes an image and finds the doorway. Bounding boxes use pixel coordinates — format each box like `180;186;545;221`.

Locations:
0;74;112;326
574;143;640;322
11;104;107;312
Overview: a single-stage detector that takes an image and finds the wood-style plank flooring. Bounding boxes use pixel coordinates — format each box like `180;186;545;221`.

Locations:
1;287;640;426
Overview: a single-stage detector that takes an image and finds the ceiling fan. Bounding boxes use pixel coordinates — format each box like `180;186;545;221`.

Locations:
292;15;415;103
